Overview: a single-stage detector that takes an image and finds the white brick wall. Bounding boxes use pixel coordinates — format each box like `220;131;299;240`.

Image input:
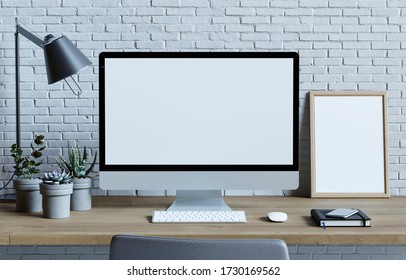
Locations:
0;0;405;196
1;244;406;260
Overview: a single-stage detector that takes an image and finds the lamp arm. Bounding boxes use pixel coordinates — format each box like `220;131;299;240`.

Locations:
15;25;44;48
14;24;45;148
64;76;83;96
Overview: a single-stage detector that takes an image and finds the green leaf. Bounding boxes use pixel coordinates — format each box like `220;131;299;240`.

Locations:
77;146;82;163
34;135;44;145
56;155;73;175
72;148;78;167
32;151;42;158
68;142;74;164
28;166;35;173
83;146;88;162
85;150;98;177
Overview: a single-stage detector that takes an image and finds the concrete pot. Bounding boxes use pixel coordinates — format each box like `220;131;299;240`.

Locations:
13;178;42;213
71;178;93;211
40;183;73;219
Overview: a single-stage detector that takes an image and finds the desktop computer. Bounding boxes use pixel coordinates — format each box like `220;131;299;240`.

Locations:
99;52;299;222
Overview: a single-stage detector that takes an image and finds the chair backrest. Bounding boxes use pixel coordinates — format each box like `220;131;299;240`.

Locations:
109;235;289;260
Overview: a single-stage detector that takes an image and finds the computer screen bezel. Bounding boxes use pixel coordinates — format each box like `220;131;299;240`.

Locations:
99;51;299;172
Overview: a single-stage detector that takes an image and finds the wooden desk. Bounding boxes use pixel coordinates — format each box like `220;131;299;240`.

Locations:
1;196;405;246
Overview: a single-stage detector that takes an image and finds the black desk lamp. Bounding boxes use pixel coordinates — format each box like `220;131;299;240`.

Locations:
14;20;92;148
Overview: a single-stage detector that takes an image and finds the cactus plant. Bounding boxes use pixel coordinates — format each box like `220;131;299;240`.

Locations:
42;170;72;185
10;135;46;179
56;142;97;179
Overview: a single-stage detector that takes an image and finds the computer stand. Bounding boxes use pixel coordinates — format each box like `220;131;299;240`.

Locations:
166;190;232;211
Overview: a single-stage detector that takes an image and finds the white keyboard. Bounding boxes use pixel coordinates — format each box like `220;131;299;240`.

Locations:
152;210;247;223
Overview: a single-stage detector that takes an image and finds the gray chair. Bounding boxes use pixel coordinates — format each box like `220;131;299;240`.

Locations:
109;235;289;260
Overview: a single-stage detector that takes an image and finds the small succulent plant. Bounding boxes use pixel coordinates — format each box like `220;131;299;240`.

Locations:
56;142;97;179
42;171;72;185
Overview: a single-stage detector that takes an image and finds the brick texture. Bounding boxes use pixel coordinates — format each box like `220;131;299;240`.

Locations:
0;1;405;197
0;245;405;260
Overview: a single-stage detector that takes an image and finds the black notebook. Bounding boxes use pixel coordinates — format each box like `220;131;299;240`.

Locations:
311;209;371;227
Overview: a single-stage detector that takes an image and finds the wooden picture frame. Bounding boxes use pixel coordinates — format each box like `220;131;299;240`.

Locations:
310;91;390;198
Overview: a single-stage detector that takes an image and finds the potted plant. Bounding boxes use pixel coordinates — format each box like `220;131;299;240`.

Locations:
56;142;97;211
10;135;46;212
40;171;73;219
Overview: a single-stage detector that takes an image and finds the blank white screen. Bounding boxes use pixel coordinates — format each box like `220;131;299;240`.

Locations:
105;58;293;165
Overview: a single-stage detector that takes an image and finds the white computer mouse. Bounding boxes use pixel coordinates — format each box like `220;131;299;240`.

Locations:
268;212;288;223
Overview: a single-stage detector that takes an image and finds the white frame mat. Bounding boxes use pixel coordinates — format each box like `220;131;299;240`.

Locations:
310;91;389;198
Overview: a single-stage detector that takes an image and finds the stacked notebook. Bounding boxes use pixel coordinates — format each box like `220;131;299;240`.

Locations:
311;209;371;227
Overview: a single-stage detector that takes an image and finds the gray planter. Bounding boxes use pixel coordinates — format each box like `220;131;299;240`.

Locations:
40;182;73;219
13;178;42;213
71;178;93;211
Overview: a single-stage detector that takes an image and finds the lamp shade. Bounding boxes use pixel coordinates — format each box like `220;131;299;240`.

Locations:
43;35;92;84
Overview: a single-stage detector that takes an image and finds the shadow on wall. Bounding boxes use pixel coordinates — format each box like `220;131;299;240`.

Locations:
285;92;310;197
